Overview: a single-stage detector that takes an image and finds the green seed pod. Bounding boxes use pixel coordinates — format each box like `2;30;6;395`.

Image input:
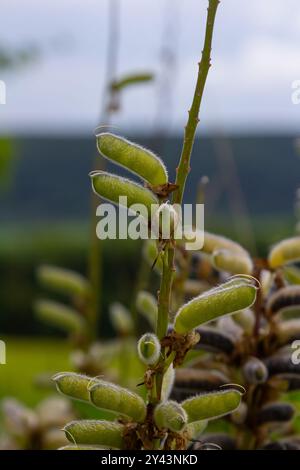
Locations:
243;357;268;384
256;402;295;425
136;291;158;330
34;300;86;334
267;285;300;317
182;389;242;422
37;265;90;298
212;249;253;275
195;327;235;354
52;372;92;402
96;133;168;186
154;401;187;432
137;333;161;365
89;380;146;422
161;364;175;401
90;171;158;215
64;420;124;449
174;279;257;334
109;302;133;336
269;237;300;268
185;420;208;440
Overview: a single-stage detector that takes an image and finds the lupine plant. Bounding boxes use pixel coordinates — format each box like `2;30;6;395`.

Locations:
169;233;300;450
49;0;264;450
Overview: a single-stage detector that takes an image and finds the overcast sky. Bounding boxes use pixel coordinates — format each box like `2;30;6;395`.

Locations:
1;0;300;134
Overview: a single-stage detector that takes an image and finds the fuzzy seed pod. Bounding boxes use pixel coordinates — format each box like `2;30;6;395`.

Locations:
136;291;158;329
171;369;228;401
34;300;86;334
96;133;168;186
185;420;208;440
53;372;92;402
154;401;187;432
89;380;146;422
90;171;158;215
267;285;300;317
137;333;161;365
174;278;257;334
264;354;300;376
243;357;269;384
212;249;253;275
37;265;90;298
194;327;235;355
256;402;295;425
64;420;124;449
268;237;300;268
109;302;133;336
182;389;242;422
202;232;249;256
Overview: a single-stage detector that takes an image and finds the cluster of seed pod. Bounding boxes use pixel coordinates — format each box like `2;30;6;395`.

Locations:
169;233;300;449
0;396;76;450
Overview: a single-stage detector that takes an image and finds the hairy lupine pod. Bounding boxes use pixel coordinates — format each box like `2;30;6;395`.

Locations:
243;357;269;384
110;73;153;91
256;402;295;425
171;369;228;401
264;354;300;376
185;420;208;440
154;401;187;432
268;236;300;268
137;333;161;365
89;380;146;422
194;327;235;354
64;420;124;449
276;320;300;345
202;232;249;256
266;285;300;317
191;433;237;451
53;372;92;402
212;249;253;275
37;265;90;298
34;300;86;334
161;364;175;401
90;171;158;215
96;133;168;186
182;389;242;422
136;291;158;329
174;278;257;334
143;240;163;274
109;302;133;336
232;309;255;335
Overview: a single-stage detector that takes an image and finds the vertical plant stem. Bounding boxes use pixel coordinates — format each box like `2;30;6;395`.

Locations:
155;0;220;402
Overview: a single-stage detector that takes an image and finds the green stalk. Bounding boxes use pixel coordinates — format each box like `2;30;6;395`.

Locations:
155;0;220;401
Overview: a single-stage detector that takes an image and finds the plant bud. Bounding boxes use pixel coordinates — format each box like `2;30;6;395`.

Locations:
154;401;187;432
137;333;161;365
89;380;146;422
152;202;180;239
34;300;86;334
90;171;158;215
269;236;300;268
109;302;133;336
136;291;157;330
174;278;257;334
182;389;242;422
243;357;269;384
52;372;92;402
96;133;168;186
64;420;124;449
37;265;90;298
256;402;295;425
212;249;253;275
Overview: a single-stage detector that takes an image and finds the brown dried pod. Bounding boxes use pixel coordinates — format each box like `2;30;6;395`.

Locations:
266;285;300;317
195;327;235;355
256;402;295;425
